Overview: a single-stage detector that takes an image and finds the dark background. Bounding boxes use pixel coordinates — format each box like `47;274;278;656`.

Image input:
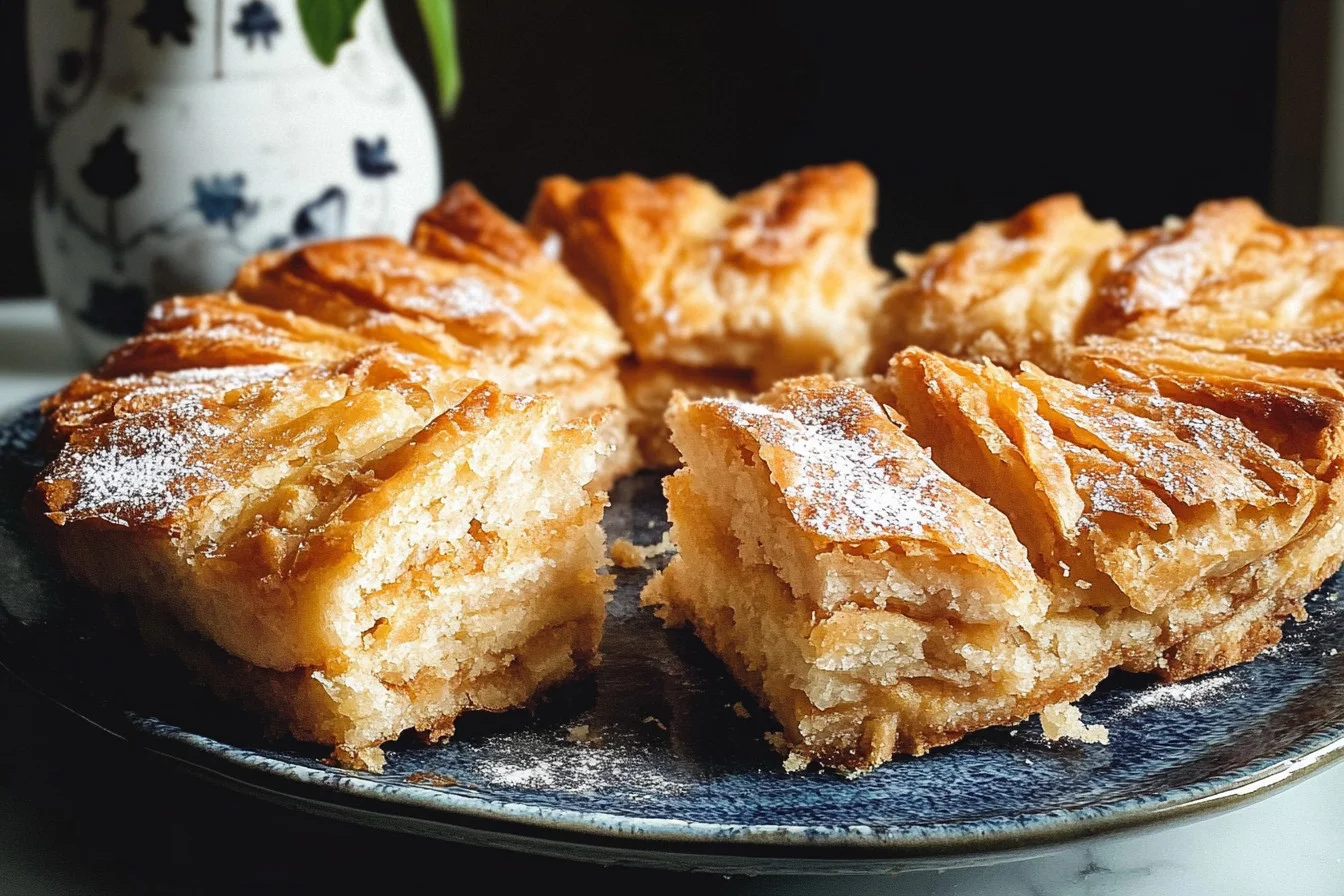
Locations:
0;1;1328;297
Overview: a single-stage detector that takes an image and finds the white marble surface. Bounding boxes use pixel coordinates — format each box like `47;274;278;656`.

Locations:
0;297;1341;894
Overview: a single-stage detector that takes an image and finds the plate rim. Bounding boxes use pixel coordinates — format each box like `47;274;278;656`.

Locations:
122;706;1344;859
4;396;1344;870
2;609;1342;871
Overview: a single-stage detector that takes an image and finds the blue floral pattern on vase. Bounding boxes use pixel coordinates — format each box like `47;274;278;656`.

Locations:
233;2;281;50
57;50;85;85
31;0;441;358
79;126;140;201
293;186;348;240
192;174;257;231
131;0;195;46
78;280;151;336
354;137;398;178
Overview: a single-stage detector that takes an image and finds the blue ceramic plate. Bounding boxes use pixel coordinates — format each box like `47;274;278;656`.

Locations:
2;401;1343;874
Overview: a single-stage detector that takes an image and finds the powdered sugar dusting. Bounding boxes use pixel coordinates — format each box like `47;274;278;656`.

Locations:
1043;378;1270;507
539;231;563;260
1113;672;1239;718
700;386;951;543
137;363;290;389
41;364;287;525
399;276;537;335
473;745;692;801
43;398;229;526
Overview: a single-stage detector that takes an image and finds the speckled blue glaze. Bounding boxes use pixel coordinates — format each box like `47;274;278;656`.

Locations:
2;402;1342;873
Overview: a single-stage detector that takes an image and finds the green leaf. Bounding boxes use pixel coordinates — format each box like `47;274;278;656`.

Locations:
416;0;462;116
297;0;368;66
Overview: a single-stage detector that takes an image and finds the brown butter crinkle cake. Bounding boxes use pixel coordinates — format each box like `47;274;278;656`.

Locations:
29;180;633;770
527;162;889;467
234;181;637;485
33;349;612;771
871;193;1344;376
642;349;1344;772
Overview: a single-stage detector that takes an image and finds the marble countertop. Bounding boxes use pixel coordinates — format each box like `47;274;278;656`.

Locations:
0;298;1341;895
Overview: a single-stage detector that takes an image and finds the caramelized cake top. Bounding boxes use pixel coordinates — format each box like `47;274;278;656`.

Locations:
232;184;625;375
527;163;886;379
877;193;1344;375
678;376;1035;573
36;348;462;530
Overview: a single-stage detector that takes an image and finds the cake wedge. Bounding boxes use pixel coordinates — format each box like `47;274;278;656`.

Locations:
33;348;612;771
528;163;888;466
233;183;636;484
644;356;1344;771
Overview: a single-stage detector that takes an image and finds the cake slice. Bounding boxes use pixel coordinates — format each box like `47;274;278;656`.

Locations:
870;194;1125;373
878;349;1330;674
33;348;612;770
643;377;1075;769
645;357;1344;771
870;194;1344;376
528;163;887;466
233;183;636;483
528;163;887;380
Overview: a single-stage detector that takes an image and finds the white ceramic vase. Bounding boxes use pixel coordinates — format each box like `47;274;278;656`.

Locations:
28;0;442;360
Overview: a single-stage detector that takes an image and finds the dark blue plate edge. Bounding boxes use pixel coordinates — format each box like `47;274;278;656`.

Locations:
3;626;1341;874
125;712;1344;860
3;396;1344;873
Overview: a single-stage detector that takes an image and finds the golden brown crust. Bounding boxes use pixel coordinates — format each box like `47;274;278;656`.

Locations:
871;194;1125;373
680;375;1035;563
1085;199;1268;332
234;236;568;348
97;294;375;377
1065;335;1344;473
649;344;1344;772
527;163;887;381
872;194;1344;378
31;182;634;767
412;181;552;274
35;348;461;531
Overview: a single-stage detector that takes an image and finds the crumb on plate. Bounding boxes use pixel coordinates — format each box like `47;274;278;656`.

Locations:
609;531;676;568
1039;702;1109;745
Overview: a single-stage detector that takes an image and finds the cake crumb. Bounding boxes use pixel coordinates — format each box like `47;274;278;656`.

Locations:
731;701;751;719
610;531;676;568
1040;702;1109;745
565;724;599;744
762;731;810;772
